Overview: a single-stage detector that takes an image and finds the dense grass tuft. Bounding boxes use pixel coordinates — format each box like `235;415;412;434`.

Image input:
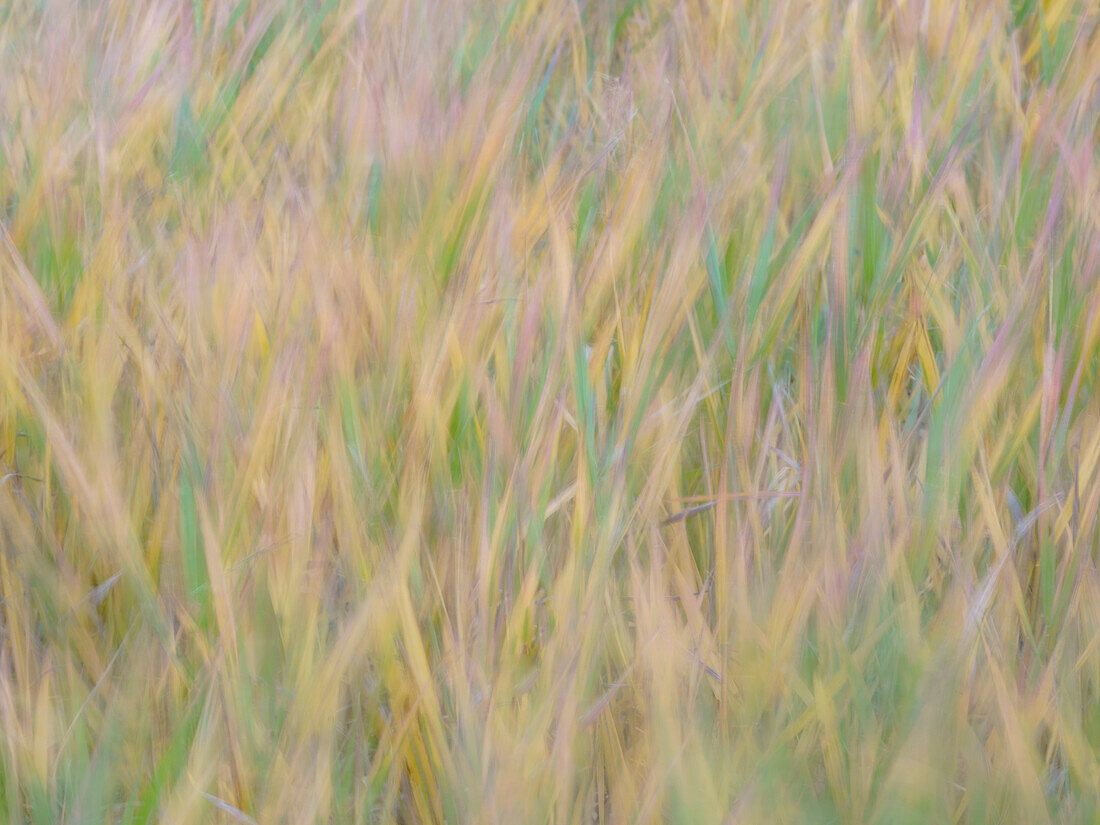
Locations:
2;1;1100;822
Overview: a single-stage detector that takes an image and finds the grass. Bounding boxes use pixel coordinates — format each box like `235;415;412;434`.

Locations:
1;0;1099;822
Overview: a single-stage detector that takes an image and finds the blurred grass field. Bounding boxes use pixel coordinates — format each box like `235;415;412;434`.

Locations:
1;0;1100;822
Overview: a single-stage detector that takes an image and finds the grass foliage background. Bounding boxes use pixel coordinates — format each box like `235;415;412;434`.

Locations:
2;0;1100;822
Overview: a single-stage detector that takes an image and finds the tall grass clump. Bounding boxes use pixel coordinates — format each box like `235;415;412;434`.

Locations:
2;0;1100;822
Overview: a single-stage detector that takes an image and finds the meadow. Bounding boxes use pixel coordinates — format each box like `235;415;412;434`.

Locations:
1;0;1100;822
